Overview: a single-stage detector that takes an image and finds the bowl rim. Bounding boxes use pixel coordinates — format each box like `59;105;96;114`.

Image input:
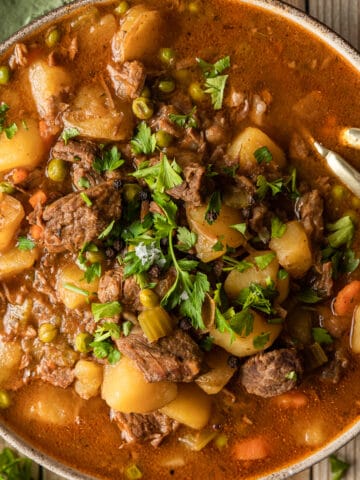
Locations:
0;0;360;479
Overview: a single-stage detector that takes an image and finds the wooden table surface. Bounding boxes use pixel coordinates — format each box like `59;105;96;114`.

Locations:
1;1;360;479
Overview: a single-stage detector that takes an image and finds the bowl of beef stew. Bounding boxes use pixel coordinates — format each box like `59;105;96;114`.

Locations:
0;0;360;479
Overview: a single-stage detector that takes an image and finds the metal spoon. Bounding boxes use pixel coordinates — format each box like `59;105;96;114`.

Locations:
341;127;360;149
313;140;360;198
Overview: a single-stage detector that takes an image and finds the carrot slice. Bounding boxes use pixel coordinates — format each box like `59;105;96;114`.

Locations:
233;436;270;461
29;224;43;240
333;280;360;316
272;391;308;409
12;168;29;185
29;190;47;209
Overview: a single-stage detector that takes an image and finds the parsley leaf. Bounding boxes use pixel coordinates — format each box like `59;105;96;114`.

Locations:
91;301;122;321
256;175;283;200
64;283;90;297
78;177;90;189
253;332;270;349
228;308;254;336
80;192;92;207
312;327;333;344
98;220;115;240
61;127;80;145
254;252;276;270
205;191;222;224
93;146;124;172
231;223;247;235
169;107;198;128
278;269;289;280
131;121;156;155
17;236;35;251
285;370;298;381
204;75;228;110
212;238;224;251
122;321;133;337
0;447;32;480
176;226;197;252
0;103;9;133
237;282;277;315
326;215;355;248
84;262;102;283
4;122;18;139
329;455;350;480
196;55;231;78
179;272;210;330
133;155;183;192
222;255;253;273
254;146;272;164
297;288;321;304
271;216;287;238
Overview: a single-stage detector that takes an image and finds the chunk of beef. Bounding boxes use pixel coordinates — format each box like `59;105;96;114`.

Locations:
98;269;123;304
31;183;122;253
167;163;207;206
9;43;28;69
107;61;146;100
115;329;204;382
309;261;333;298
51;139;102;188
297;189;324;242
240;348;303;398
150;104;183;138
320;346;349;384
249;204;269;241
111;410;179;447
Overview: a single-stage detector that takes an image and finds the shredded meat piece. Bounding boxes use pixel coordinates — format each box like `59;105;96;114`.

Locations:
309;261;334;298
9;43;28;69
249;204;269;241
297;189;324;242
167;163;207;206
107;61;146;100
98;269;123;304
240;348;303;398
320;346;349;384
111;410;179;447
150;104;183;138
51;139;98;166
115;329;204;382
29;183;122;253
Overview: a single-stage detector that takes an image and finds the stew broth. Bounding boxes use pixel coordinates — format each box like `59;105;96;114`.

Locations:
0;1;360;479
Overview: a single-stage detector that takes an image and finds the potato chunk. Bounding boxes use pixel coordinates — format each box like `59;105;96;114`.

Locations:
210;310;282;357
186;203;245;263
63;84;134;141
102;355;178;413
0;247;39;279
74;360;103;400
29;60;71;121
269;220;312;278
160;383;212;430
0;193;24;252
112;5;164;63
195;348;235;395
227;127;286;171
57;264;99;309
0;340;22;387
0;118;46;172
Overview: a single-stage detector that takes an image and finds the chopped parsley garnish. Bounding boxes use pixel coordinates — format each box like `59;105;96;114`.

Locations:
285;370;297;381
63;283;90;297
91;301;122;321
212;238;224;251
98;220;115;240
78;177;90;189
124;242;165;277
77;242;102;283
83;262;101;283
131;121;156;155
132;155;183;192
169;107;198;128
4;123;18;139
277;269;289;280
253;332;270;350
176;226;197;252
271;216;287;238
228;308;254;337
90;322;121;364
326;215;354;248
61;127;80;145
256;175;283;200
254;146;273;164
222;255;253;273
17;236;35;251
312;327;333;345
204;191;222;224
329;455;350;480
231;223;247;235
80;192;92;207
93;146;124;172
0;104;18;139
0;447;32;480
297;288;322;304
237;282;277;315
254;252;276;270
197;55;231;77
122;321;133;337
204;75;229;110
200;335;214;352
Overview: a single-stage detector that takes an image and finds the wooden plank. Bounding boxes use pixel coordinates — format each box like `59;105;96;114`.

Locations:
309;0;360;50
285;0;306;11
290;468;312;479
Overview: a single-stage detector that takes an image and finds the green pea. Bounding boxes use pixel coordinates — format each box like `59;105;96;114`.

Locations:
0;66;10;85
331;184;345;201
75;332;93;353
86;250;105;264
45;28;61;48
155;130;173;148
173;68;191;86
39;323;58;343
47;158;67;182
0;390;11;409
114;1;129;16
158;79;175;94
140;86;151;98
188;81;206;102
158;48;176;66
132;97;154;120
0;182;15;194
123;183;142;203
